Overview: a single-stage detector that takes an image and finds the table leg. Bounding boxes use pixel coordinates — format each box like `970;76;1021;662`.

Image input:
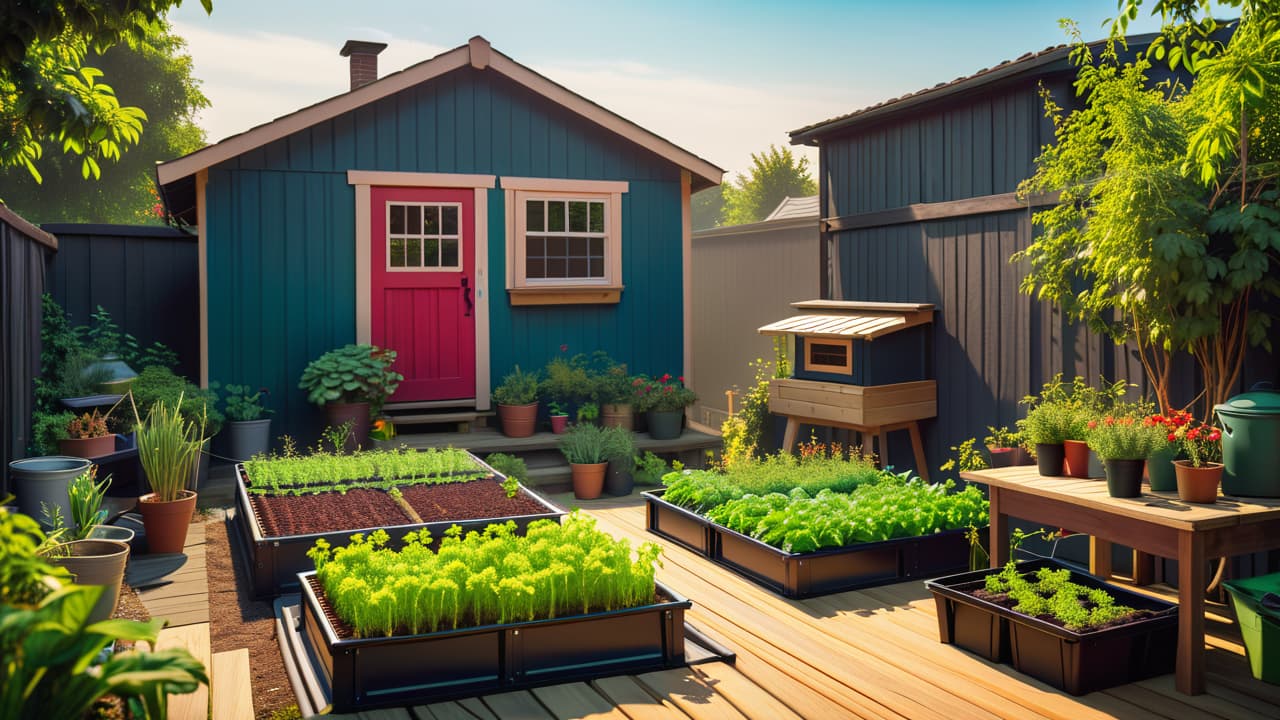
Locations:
1133;550;1155;586
1090;537;1113;579
1176;530;1206;695
907;422;929;482
861;432;874;460
877;429;889;467
989;487;1009;568
781;418;799;453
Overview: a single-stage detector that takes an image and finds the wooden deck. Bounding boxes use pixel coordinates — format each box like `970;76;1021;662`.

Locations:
133;519;209;627
330;493;1280;720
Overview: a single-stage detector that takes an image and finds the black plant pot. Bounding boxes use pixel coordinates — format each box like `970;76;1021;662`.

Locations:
1035;443;1065;477
1105;459;1146;498
603;462;634;496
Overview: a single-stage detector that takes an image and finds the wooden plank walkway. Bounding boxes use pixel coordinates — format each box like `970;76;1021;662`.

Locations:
329;493;1280;719
135;519;209;627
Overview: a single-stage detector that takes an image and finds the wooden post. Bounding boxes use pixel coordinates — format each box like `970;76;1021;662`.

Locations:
989;487;1009;567
1089;537;1113;579
725;389;735;417
1177;530;1206;695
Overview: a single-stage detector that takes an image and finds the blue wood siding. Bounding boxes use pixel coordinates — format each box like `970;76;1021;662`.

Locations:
203;69;685;438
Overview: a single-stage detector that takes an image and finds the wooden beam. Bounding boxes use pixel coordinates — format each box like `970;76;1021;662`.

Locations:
0;203;57;250
822;191;1060;233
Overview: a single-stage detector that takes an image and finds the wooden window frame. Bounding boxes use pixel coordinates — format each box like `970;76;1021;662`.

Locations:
804;338;854;374
385;201;463;272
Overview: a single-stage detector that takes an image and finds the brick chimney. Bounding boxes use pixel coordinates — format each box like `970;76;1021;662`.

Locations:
339;40;388;91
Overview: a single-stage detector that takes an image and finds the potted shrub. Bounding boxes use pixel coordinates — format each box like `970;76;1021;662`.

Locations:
559;424;612;499
547;401;569;434
56;409;116;459
133;395;207;554
635;374;696;440
541;355;593;416
1169;414;1224;503
7;455;93;530
299;344;402;452
597;364;637;430
603;426;637;496
1085;415;1166;498
984;426;1027;468
220;383;274;461
31;410;75;456
40;470;130;623
130;366;224;490
1017;401;1073;476
493;365;540;438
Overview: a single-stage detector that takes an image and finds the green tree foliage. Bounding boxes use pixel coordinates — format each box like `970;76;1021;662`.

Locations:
721;145;816;226
692;184;727;230
1016;11;1280;415
0;1;211;185
0;23;208;222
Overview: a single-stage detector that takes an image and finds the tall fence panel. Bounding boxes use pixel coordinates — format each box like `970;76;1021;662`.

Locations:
43;224;199;381
1;205;56;476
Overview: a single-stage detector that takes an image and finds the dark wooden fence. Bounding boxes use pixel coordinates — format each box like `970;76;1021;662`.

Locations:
1;205;57;476
43;224;199;381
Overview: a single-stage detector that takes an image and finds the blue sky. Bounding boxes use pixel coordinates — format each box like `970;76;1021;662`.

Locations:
169;0;1163;179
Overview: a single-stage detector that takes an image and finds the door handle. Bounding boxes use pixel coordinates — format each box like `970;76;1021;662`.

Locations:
461;276;473;317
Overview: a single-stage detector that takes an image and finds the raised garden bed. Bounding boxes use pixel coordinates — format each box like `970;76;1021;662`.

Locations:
235;451;564;597
926;558;1178;695
644;488;973;598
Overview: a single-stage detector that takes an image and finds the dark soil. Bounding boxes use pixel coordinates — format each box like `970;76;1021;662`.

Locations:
398;480;553;522
970;588;1165;632
249;488;412;537
207;516;296;720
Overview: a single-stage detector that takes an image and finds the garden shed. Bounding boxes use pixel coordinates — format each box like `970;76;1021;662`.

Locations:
156;36;722;438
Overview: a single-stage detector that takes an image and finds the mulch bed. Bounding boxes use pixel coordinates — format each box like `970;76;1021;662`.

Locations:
249;488;412;537
399;480;552;523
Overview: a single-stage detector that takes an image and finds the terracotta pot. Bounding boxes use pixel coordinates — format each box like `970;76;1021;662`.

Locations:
601;403;634;430
1105;459;1146;498
57;435;117;459
570;461;608;500
138;490;198;553
45;539;130;624
550;415;569;434
1063;440;1092;478
1035;443;1065;477
325;402;371;452
498;402;538;438
1174;461;1222;504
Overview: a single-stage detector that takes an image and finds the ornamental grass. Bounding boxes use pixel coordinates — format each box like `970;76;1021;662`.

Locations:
133;393;206;502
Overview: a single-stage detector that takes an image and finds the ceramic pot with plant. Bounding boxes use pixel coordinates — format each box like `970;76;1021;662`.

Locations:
1143;412;1183;491
493;365;540;438
220;383;274;460
547;401;569;434
38;469;130;623
635;374;696;440
984;426;1027;468
299;344;403;452
1085;416;1166;498
1169;414;1223;503
57;409;116;459
1017;402;1072;477
602;426;637;496
133;394;207;553
559;424;614;499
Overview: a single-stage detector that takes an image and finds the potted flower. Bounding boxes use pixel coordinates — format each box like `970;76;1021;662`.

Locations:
57;409;116;459
547;401;569;434
1085;415;1167;498
597;364;637;430
1143;411;1184;491
635;374;696;440
298;344;402;451
984;426;1027;468
39;469;131;623
603;426;637;496
1170;414;1223;503
493;365;540;438
133;394;207;553
1016;401;1073;476
559;424;612;499
220;384;273;461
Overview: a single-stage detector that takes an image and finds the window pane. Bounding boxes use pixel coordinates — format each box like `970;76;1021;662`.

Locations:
547;258;567;278
441;238;459;267
569;201;588;232
526;257;546;278
589;202;604;233
526;200;544;232
588;256;605;278
389;237;405;267
442;205;458;235
390;204;404;234
569;237;588;258
406;238;422;267
589;237;604;257
548;201;565;232
546;236;567;257
567;258;588;277
423;238;439;267
527;236;546;258
422;205;438;235
406;205;422;234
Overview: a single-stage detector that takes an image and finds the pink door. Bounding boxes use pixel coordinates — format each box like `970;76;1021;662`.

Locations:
371;187;476;402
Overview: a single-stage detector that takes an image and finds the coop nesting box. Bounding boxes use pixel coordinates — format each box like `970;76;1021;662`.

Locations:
758;301;937;471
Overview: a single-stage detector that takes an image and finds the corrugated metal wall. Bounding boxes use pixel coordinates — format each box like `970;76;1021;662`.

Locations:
690;218;819;428
43;224;200;381
1;210;53;479
204;68;686;439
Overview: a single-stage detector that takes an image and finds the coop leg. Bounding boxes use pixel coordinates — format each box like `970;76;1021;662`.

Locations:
908;422;928;482
781;417;800;453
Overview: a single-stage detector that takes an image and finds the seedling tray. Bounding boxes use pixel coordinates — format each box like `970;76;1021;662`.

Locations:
236;456;565;597
299;574;692;712
926;559;1178;695
642;489;971;598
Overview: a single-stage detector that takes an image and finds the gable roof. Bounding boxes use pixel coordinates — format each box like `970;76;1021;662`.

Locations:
765;195;819;221
157;36;723;191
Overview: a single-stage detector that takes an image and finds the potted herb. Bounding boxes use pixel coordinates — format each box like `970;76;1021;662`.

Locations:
547;401;569;434
597;364;637;430
1017;380;1075;477
493;365;540;438
298;344;403;452
220;384;273;461
133;394;207;554
1169;414;1223;503
559;424;612;499
1085;415;1167;497
56;409;116;459
984;426;1027;468
635;374;696;440
603;426;637;496
40;470;131;623
541;355;592;413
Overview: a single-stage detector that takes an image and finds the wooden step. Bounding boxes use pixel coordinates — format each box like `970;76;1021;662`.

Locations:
384;411;484;425
212;649;254;720
384;399;479;411
152;622;211;720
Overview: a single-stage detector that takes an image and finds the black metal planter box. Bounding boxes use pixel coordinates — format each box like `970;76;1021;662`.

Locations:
236;458;566;598
925;559;1178;695
642;489;971;598
300;572;691;712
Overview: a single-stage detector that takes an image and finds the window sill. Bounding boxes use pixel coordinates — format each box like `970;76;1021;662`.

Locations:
508;286;623;306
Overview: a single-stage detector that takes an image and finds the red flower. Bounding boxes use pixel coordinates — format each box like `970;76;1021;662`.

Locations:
559;344;568;352
1168;432;1177;442
1209;430;1221;442
678;376;685;383
660;373;671;383
1087;420;1098;429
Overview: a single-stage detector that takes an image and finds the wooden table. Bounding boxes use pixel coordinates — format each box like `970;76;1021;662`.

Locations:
961;466;1280;695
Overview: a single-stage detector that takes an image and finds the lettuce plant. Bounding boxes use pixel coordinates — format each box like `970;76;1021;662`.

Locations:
662;451;884;512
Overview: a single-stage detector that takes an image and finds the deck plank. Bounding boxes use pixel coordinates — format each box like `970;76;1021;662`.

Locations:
153;622;210;720
211;648;253;720
415;702;482;720
689;662;803;720
634;668;750;720
478;690;554;719
531;683;628;719
456;697;499;719
590;675;691;720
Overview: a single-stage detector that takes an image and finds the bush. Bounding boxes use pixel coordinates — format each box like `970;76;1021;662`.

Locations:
484;453;529;484
129;366;224;436
298;344;403;416
492;365;540;405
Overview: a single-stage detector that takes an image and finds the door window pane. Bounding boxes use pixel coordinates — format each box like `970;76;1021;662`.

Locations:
422;206;438;235
441;238;458;267
389;237;406;267
405;238;422;267
390;205;404;234
442;206;458;235
406;205;422;235
423;238;439;267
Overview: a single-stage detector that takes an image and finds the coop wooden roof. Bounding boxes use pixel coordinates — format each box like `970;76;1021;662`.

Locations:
757;300;934;340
